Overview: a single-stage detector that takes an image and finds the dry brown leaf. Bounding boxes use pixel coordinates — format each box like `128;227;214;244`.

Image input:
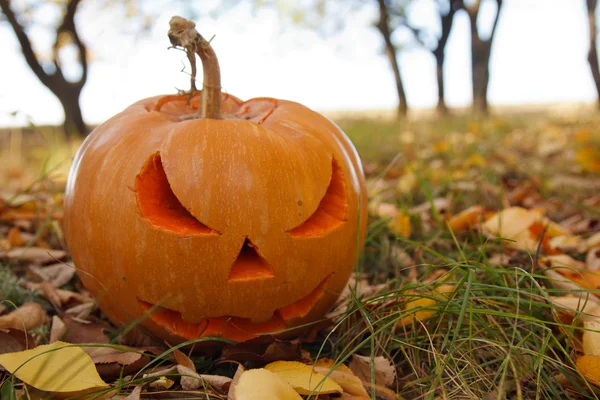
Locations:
583;320;600;356
313;358;369;397
7;227;25;247
62;315;110;344
177;364;202;390
50;315;67;343
29;262;76;287
548;296;600;324
447;205;484;231
587;233;600;250
540;255;586;271
0;302;48;330
85;345;150;380
25;281;89;308
65;301;96;319
0;329;34;355
227;364;245;400
349;354;396;387
173;347;195;370
147;376;174;391
0;247;66;264
588;247;600;271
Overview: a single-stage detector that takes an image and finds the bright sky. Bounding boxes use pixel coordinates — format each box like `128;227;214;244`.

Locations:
0;0;596;127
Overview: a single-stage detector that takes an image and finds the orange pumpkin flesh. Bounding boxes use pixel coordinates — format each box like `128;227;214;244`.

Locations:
64;18;367;344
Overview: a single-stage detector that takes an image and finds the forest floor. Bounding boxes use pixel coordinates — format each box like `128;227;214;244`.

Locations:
0;110;600;399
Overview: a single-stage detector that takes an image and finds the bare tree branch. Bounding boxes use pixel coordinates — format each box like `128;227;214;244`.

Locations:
0;0;51;87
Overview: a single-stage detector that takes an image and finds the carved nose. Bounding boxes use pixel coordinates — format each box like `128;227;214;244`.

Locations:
228;238;275;282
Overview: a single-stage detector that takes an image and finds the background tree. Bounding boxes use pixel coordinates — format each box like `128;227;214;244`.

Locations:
0;0;89;136
458;0;503;114
407;0;460;114
587;0;600;109
376;0;409;117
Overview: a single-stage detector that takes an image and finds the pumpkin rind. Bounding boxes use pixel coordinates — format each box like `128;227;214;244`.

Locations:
64;93;367;343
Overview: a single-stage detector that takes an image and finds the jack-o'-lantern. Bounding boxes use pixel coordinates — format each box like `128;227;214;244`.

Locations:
64;17;367;344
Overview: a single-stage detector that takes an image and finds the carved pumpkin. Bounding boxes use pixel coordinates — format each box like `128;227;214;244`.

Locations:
64;17;367;344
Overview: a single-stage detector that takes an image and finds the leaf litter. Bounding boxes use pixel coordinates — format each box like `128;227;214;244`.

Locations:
1;114;600;398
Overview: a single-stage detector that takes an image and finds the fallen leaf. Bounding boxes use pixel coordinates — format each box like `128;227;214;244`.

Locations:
447;205;484;231
65;301;96;319
583;320;600;356
0;302;48;331
0;341;107;394
540;255;586;271
148;376;174;391
0;247;66;264
349;354;396;387
172;347;195;370
264;360;342;395
7;227;25;248
577;355;600;386
85;345;149;381
233;368;302;400
575;148;600;173
50;315;67;343
0;329;34;355
388;212;411;237
483;207;568;252
396;284;455;327
62;315;111;344
588;247;600;271
29;262;75;287
548;295;600;325
313;358;369;397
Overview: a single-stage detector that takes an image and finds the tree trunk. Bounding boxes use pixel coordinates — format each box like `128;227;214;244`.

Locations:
471;41;490;114
587;0;600;109
434;49;448;115
0;0;89;137
461;0;502;115
376;0;408;118
58;85;88;136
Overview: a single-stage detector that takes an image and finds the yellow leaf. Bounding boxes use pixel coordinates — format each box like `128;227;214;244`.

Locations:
313;358;369;397
388;212;411;238
576;148;600;173
465;153;487;168
264;360;342;395
577;355;600;386
447;205;484;231
584;320;600;356
397;297;437;326
397;285;455;327
0;341;107;395
234;368;302;400
433;140;450;153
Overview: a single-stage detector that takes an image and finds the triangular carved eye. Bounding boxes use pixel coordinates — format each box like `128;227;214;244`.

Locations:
288;158;348;238
228;238;275;281
136;153;219;235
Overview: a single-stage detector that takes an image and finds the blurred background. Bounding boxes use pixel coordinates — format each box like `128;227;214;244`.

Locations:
1;0;599;129
1;0;599;186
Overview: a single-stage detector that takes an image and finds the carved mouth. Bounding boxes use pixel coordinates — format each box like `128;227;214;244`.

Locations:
138;275;331;342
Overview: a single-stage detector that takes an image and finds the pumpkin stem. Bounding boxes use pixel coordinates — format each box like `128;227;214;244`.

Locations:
168;16;222;120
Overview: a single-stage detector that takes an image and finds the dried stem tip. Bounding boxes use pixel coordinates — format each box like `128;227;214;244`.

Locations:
168;16;222;120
